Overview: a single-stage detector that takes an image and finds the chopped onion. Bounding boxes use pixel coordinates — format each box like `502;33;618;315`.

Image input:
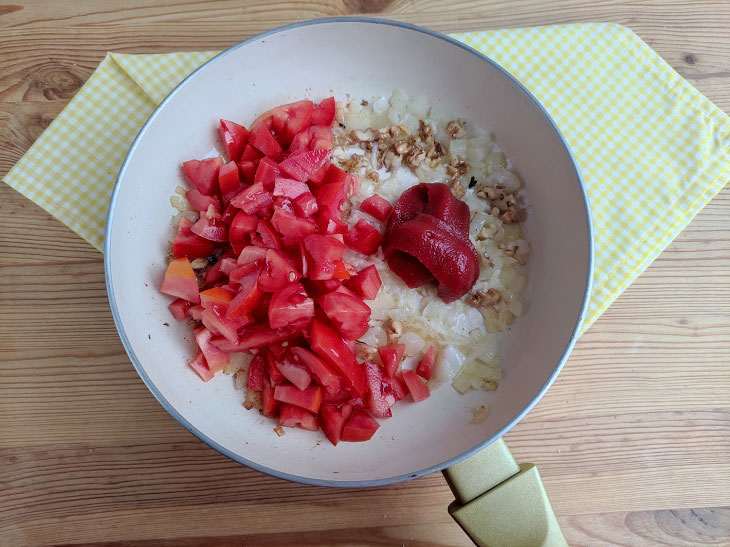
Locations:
449;139;467;157
400;331;425;356
434;345;466;384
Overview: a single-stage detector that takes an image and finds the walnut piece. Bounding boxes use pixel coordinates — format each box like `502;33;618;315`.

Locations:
190;258;209;270
446;120;466;139
468;288;502;308
274;426;285;437
500;207;521;224
451;181;465;199
386;319;403;341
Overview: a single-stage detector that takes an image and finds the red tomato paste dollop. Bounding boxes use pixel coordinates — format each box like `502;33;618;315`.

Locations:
383;183;480;302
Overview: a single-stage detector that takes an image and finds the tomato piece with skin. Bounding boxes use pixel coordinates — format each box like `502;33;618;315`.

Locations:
317;215;348;236
346;264;382;300
266;350;287;385
227;269;262;319
268;282;314;329
278;404;319;430
237;145;262;184
201;304;241;344
258;249;301;292
255;219;281;249
212;324;301;352
319;403;353;445
293;192;318;217
199;287;235;309
229;211;258;242
230;182;274;215
195;327;229;373
273;385;323;413
254;157;281;191
364;362;396;418
249;117;283;159
416;345;437;380
217;160;241;200
344;219;383;255
302;234;346;281
402;370;430;402
261;378;280;418
377;344;405;377
341;410;380;442
161;257;200;303
186;188;220;213
188;305;204;321
182;157;223;196
311;97;335;126
273;177;310;199
309;125;334;152
359;194;393;222
219;119;249;162
237;245;268;265
168;298;191;320
318;291;371;340
272;100;314;147
247;354;268;392
229;260;262;284
191;215;228;242
279;149;333;183
270;208;317;247
384;373;408;401
172;217;215;260
332;261;351;280
276;355;313;391
188;352;214;382
309;319;366;396
290;346;342;394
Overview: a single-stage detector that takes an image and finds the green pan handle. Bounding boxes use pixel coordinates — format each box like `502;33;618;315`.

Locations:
443;438;567;547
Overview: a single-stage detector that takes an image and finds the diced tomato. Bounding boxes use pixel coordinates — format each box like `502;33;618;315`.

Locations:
238;245;268;265
200;287;235;309
254;157;281;191
188;305;204;321
302;234;346;280
273;177;310;199
182;157;223;196
333;284;358;298
258;249;301;292
341;409;380;442
201;304;241;344
161;257;200;303
213;324;300;351
311;97;335;126
364;362;395;418
279;404;318;431
237;144;263;183
221;203;238;224
188;352;214;382
318;291;371;340
273;385;323;413
229;211;258;243
268;281;314;329
265;350;287;385
227;269;262;319
317;216;348;236
219;119;249;162
271;100;313;145
384;373;408;401
346;264;382;300
360;194;392;222
319;403;353;445
289;346;342;394
276;357;312;391
332;260;351;280
230;182;274;215
305;278;342;297
402;370;430;402
191;215;228;242
249;117;283;159
168;298;191;320
186;188;221;213
255;219;280;249
172;217;215;259
195;327;229;373
344;220;382;255
219;163;241;203
293;192;318;217
270;208;317;247
416;346;436;380
377;344;405;377
261;378;280;418
229;260;262;283
279;149;333;183
247;354;267;391
309;319;366;396
288;129;311;154
308;125;334;152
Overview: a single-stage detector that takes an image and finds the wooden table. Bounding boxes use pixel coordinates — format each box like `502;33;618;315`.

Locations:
2;2;729;545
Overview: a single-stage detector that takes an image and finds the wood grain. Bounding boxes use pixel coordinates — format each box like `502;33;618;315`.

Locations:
1;1;730;545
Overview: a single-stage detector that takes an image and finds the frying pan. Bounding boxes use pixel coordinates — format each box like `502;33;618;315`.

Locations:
105;18;592;546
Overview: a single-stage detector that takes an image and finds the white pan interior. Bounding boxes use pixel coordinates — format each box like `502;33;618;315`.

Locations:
106;19;592;486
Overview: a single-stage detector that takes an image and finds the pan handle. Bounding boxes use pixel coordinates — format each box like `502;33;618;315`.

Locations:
443;438;566;547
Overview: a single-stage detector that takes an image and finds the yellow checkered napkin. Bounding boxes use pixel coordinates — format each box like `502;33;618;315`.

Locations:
4;23;729;331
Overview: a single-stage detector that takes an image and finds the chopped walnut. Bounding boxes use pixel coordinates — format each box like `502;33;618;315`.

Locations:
273;426;285;437
405;146;426;168
190;258;209;270
394;141;411;155
446;120;466;139
365;169;380;183
386;319;403;341
500;207;521;224
451;181;465;199
356;342;378;362
418;119;432;139
243;389;262;411
468;288;502;308
350;129;377;142
477;223;496;240
360;99;369;106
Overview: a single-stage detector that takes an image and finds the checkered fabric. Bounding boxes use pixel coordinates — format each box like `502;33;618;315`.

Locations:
4;23;729;332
